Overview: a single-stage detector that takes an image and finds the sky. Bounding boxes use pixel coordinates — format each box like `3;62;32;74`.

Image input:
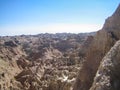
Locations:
0;0;120;36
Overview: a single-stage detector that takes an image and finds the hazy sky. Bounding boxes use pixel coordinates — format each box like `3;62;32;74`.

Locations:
0;0;120;36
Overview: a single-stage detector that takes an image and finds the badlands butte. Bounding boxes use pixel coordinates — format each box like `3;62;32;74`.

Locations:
0;4;120;90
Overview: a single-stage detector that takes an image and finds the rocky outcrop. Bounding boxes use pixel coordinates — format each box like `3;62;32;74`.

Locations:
4;40;17;47
73;4;120;90
90;40;120;90
0;46;24;90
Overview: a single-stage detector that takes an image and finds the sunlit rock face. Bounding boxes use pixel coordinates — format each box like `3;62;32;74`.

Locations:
0;41;25;90
90;40;120;90
73;4;120;90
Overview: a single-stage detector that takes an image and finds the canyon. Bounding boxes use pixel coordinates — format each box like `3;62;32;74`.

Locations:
0;4;120;90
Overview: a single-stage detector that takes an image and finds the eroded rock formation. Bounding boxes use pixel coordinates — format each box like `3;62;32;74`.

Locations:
0;3;120;90
73;4;120;90
90;40;120;90
0;33;92;90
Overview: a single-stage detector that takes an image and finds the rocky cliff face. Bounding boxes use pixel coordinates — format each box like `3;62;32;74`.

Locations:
90;40;120;90
73;4;120;90
0;40;26;90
